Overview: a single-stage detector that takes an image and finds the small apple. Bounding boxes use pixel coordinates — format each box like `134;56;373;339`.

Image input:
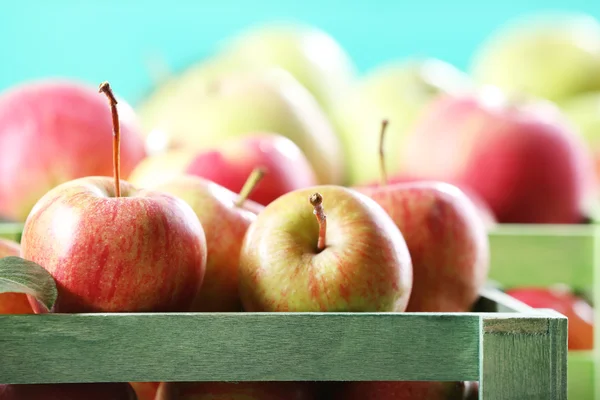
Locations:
506;286;594;350
0;383;136;400
155;381;318;400
401;87;597;223
0;79;147;222
239;185;413;312
332;381;467;400
129;133;318;206
20;82;207;313
0;238;34;314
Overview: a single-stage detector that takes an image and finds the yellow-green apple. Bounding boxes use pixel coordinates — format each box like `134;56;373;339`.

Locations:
130;382;160;400
332;381;467;400
0;383;136;399
20;82;207;313
0;79;147;222
0;238;34;314
401;87;598;223
238;185;413;312
333;58;472;185
136;68;345;184
148;170;264;312
156;381;318;400
217;22;357;115
471;12;600;102
129;133;318;205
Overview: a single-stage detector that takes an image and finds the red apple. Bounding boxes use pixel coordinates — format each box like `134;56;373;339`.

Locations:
130;382;160;400
506;286;594;350
0;79;147;222
0;238;34;314
332;381;467;400
155;381;317;400
401;87;597;223
20;82;207;313
0;383;136;399
130;133;318;205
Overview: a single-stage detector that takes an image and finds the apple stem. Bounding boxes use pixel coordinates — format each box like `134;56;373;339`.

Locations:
234;167;267;207
98;82;121;198
310;193;327;252
379;119;389;187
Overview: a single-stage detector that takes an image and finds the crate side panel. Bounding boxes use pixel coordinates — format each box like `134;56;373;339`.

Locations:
567;352;595;400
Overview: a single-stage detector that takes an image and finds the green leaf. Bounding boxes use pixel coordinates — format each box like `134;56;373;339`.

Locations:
0;256;57;311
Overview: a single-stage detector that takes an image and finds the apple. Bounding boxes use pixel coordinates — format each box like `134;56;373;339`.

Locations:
136;68;345;184
331;381;467;400
506;286;594;350
333;58;472;185
20;82;207;313
129;133;318;206
0;238;34;314
155;381;318;400
0;79;147;222
149;171;264;312
130;382;160;400
0;383;136;400
401;87;598;223
471;12;600;102
238;185;413;312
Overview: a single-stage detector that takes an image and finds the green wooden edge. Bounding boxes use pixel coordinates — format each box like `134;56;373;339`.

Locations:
0;222;24;242
568;351;595;400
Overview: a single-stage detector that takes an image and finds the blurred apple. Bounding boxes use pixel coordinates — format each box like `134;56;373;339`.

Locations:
333;58;472;185
129;134;318;205
471;12;600;102
130;382;160;400
156;381;318;400
0;238;34;314
332;381;467;400
0;383;136;400
137;68;345;184
0;79;147;221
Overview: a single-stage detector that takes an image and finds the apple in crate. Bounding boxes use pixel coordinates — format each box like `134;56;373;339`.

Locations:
20;83;207;313
156;381;318;400
401;87;597;223
332;381;468;400
130;382;160;400
129;134;318;205
0;79;146;222
239;185;413;312
0;383;136;399
0;238;33;314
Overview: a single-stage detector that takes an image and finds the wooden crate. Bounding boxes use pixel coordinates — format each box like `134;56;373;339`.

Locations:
489;224;600;399
0;224;568;399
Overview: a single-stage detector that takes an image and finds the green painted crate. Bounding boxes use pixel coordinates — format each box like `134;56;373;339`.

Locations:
489;224;600;400
0;224;568;400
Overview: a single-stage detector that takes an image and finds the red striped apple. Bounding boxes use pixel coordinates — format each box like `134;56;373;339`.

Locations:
0;79;147;222
130;133;318;205
238;185;413;312
20;82;207;313
332;381;467;400
155;381;318;400
0;383;136;400
0;238;34;314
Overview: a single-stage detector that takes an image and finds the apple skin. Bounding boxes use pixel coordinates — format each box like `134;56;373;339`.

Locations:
156;381;318;400
0;238;34;314
0;383;136;399
401;88;597;224
357;181;489;312
331;381;467;400
21;176;207;313
129;381;160;400
150;175;261;312
239;185;413;312
137;68;345;184
506;287;594;350
130;134;318;206
0;79;147;222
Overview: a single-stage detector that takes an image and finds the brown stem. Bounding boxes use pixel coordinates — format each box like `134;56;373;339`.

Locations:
309;193;327;251
234;167;267;207
379;119;389;187
98;82;121;198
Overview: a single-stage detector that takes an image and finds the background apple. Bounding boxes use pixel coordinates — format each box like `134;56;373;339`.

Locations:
156;381;318;400
331;381;467;400
0;238;34;314
130;381;160;400
0;383;136;400
129;133;318;206
239;185;413;312
471;12;600;102
136;68;345;184
0;79;147;222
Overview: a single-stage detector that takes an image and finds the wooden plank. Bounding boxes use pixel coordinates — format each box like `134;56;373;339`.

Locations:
480;312;568;400
488;224;596;288
0;312;480;384
0;222;23;242
567;352;595;400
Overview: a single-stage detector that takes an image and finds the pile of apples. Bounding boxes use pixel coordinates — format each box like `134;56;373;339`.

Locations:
0;9;598;400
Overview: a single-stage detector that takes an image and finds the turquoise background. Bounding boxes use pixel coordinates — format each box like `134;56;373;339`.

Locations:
1;0;599;105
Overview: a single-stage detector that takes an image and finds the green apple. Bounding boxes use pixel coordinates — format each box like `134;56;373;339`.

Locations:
333;58;472;185
471;12;600;102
